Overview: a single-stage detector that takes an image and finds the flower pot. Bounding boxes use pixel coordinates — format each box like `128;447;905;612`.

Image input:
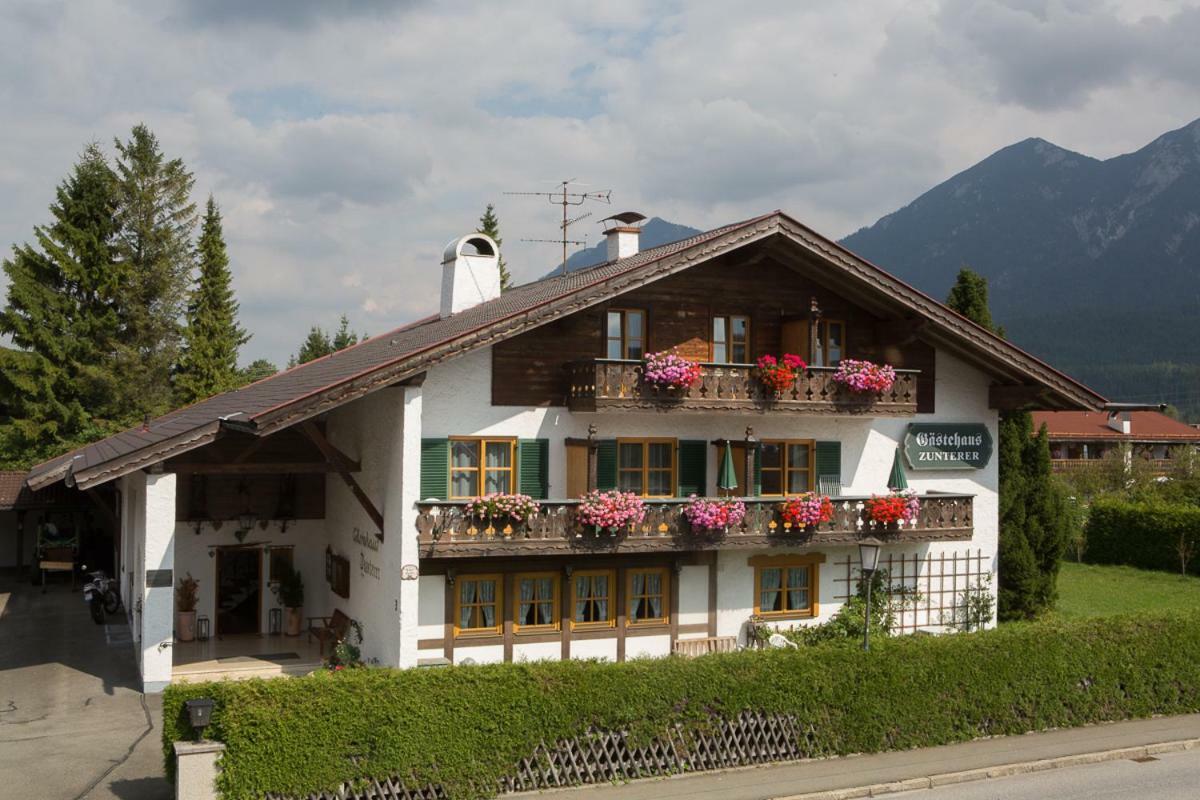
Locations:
285;607;303;636
176;610;197;642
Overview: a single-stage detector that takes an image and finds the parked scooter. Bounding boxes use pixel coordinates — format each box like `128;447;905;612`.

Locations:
81;565;121;624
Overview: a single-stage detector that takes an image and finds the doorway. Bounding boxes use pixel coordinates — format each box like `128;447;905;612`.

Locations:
216;547;262;636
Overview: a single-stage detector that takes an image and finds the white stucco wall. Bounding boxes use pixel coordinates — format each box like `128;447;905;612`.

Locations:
141;472;176;692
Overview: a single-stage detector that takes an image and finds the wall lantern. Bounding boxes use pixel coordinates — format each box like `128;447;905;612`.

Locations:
858;537;884;652
184;697;215;740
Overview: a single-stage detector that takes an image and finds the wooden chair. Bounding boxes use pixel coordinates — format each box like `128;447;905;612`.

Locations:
672;636;738;657
307;609;352;656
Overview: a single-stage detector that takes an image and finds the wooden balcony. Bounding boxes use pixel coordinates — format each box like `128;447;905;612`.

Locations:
415;493;973;558
565;359;918;415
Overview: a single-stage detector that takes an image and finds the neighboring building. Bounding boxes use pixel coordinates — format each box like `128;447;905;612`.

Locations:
25;211;1105;692
1032;409;1200;472
0;471;96;572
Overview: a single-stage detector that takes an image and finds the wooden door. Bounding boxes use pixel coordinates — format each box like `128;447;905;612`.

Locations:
565;442;589;497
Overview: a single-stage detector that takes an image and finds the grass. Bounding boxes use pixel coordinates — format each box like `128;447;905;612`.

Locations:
1055;561;1200;618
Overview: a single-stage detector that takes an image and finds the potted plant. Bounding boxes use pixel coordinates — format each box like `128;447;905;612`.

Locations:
864;490;920;528
464;492;540;535
780;492;835;529
175;573;199;642
641;349;703;391
683;495;746;532
575;490;646;535
756;353;806;395
832;359;897;394
279;565;305;636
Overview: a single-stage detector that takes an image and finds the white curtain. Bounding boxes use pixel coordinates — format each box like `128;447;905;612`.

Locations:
594;575;608;622
787;568;808;611
459;580;476;629
760;567;782;612
479;579;496;627
519;578;534;625
575;575;589;621
536;577;554;624
646;572;662;619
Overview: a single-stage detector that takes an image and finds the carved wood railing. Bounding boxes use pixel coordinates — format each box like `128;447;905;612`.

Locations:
565;359;918;415
415;494;973;558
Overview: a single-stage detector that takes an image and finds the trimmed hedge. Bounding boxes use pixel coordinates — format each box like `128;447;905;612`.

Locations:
1084;498;1200;575
164;613;1200;800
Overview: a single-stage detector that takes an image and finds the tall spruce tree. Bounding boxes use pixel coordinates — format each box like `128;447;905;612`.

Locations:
331;313;359;351
944;267;1070;620
477;203;511;290
111;124;197;418
175;197;249;403
292;326;333;366
0;145;124;467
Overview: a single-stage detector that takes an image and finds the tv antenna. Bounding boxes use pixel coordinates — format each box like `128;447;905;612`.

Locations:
505;179;611;275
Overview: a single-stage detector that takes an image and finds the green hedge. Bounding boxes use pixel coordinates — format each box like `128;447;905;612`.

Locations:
1084;498;1200;575
164;613;1200;800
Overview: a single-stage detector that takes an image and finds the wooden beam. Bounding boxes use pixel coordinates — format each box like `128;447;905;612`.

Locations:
168;461;341;475
300;421;384;538
989;384;1049;411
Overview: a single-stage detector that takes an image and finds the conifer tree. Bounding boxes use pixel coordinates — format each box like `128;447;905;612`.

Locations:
477;203;511;290
111;124;197;418
237;359;278;386
945;268;1001;335
292;326;333;365
175;197;249;403
331;313;359;351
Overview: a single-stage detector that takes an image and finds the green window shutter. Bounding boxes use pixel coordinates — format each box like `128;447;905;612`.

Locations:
517;439;549;499
420;438;449;500
815;441;842;489
596;439;618;491
677;440;708;497
753;446;763;496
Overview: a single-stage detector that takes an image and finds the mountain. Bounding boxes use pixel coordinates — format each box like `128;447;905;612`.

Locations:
545;217;702;276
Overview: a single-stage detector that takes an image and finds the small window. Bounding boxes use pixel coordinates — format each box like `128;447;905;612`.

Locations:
759;440;814;496
712;314;750;363
753;558;819;619
618;439;675;497
449;438;515;498
812;320;846;367
454;574;502;636
606;309;646;360
628;567;669;625
268;546;294;583
572;570;615;628
514;572;559;632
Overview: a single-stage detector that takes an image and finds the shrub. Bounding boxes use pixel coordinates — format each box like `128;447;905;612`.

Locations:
164;613;1200;800
1084;498;1200;576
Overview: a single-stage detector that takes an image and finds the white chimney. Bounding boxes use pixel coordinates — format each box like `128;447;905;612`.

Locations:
440;233;500;318
601;211;647;262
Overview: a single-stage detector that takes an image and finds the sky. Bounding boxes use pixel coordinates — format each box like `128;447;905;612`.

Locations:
2;0;1199;366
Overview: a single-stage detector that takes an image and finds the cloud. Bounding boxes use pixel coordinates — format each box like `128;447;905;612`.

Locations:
171;0;412;30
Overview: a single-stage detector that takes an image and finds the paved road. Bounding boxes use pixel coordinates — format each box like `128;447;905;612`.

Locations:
892;749;1197;799
0;571;169;800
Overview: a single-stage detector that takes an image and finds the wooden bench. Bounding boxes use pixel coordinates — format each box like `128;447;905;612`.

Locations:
307;609;352;656
672;636;738;658
39;546;77;592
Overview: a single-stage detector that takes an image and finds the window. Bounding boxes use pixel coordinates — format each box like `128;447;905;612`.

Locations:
812;320;845;367
572;570;615;628
606;309;646;360
711;314;750;363
514;572;559;632
751;555;822;619
759;440;814;496
267;546;294;583
628;568;669;625
454;574;502;636
618;439;675;497
449;438;515;498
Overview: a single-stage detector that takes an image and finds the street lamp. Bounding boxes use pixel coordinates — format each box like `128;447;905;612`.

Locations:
858;537;883;651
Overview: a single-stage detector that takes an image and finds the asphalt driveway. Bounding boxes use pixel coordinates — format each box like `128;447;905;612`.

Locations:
0;570;169;800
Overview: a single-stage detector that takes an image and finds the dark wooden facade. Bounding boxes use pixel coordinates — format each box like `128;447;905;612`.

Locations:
493;252;937;412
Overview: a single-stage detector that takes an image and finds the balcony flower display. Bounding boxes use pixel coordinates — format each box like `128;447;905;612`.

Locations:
642;349;703;390
464;493;540;525
833;359;897;394
756;353;806;394
864;490;920;526
682;495;746;531
576;489;646;533
780;492;835;528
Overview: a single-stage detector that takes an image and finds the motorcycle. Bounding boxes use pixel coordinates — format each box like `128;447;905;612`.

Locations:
81;565;122;624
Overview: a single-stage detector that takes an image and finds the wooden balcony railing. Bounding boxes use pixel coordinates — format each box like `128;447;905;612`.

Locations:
565;359;918;415
415;494;973;558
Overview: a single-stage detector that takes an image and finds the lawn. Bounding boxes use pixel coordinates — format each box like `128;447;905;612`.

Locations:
1055;561;1200;618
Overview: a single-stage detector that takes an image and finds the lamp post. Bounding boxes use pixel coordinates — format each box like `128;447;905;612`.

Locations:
184;697;215;740
858;537;883;651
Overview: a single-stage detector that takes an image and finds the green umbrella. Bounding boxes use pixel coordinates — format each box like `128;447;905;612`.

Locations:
887;447;908;491
718;441;738;493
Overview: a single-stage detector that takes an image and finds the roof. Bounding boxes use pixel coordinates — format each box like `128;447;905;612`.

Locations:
28;211;1107;491
1032;411;1200;443
0;470;86;510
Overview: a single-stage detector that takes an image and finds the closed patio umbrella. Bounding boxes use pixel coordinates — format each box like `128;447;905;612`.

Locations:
887;447;908;491
718;441;738;494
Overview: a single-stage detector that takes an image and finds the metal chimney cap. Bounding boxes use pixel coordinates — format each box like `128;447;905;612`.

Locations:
600;211;646;229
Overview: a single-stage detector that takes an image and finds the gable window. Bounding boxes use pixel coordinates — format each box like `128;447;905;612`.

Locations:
606;309;646;360
618;439;675;497
628;567;669;625
751;554;823;619
812;320;845;367
711;314;750;363
514;572;559;632
449;438;515;498
455;574;502;636
759;440;814;495
572;570;614;628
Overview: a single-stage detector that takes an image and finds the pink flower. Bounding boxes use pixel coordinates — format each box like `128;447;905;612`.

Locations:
832;360;896;394
642;350;703;390
683;495;746;530
576;490;646;530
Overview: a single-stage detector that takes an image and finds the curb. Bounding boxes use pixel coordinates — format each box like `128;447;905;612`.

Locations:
773;738;1200;800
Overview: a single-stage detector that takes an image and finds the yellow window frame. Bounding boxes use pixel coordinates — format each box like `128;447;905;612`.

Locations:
711;314;751;364
571;569;617;630
749;553;824;620
448;437;516;499
453;573;504;637
626;567;670;626
513;571;561;633
606;307;647;360
758;439;815;496
617;438;676;498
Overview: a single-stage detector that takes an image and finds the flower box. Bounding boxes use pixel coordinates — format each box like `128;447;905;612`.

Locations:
833;359;897;394
575;490;646;534
642;350;703;390
682;495;746;531
756;353;806;394
464;493;540;535
779;492;835;528
864;491;920;526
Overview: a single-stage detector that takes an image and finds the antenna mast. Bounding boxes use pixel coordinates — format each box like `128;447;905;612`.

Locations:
505;179;611;275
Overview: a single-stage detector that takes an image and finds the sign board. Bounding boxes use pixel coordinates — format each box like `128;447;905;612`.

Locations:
904;423;993;470
145;568;173;588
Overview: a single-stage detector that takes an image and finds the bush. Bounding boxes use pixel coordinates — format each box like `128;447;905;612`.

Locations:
163;613;1200;800
1084;498;1200;576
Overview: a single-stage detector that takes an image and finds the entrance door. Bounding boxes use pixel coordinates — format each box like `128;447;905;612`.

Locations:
216;547;262;636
